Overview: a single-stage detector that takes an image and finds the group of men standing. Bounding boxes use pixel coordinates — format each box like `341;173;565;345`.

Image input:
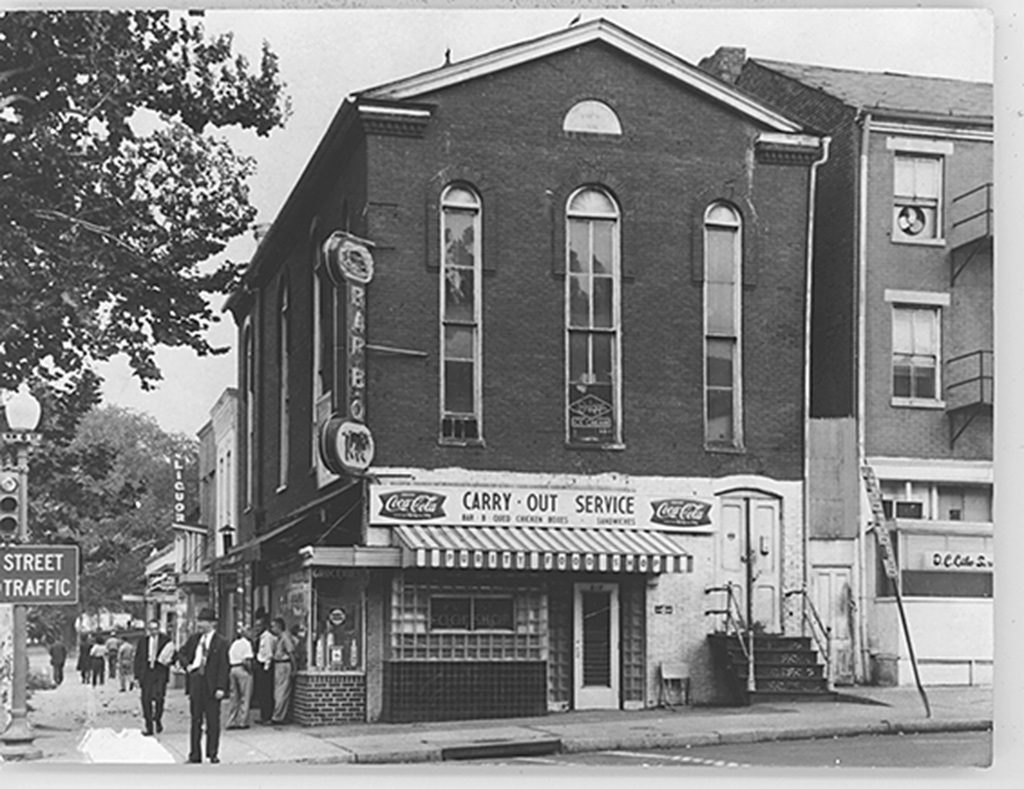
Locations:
126;607;298;764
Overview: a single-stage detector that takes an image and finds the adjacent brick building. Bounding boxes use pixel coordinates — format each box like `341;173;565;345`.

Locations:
706;50;994;686
215;20;824;724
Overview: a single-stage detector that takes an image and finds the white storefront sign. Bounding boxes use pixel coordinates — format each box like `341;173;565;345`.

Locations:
369;481;715;532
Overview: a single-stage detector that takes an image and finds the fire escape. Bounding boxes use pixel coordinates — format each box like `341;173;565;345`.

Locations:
946;182;993;448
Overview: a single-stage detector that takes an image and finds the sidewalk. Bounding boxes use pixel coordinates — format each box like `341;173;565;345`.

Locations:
8;654;992;766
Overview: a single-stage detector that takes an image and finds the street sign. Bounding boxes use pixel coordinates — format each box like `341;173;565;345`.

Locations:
0;545;79;604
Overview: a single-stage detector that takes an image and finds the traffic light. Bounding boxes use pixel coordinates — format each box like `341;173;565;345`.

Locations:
0;470;25;541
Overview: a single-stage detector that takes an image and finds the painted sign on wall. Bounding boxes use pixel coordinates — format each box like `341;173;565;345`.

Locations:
371;482;715;532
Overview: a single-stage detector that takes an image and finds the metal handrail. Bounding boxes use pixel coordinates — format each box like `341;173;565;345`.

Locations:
704;582;749;660
784;587;833;690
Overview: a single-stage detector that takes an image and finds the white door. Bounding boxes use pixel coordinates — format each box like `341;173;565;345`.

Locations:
573;582;619;709
717;494;782;632
811;566;855;685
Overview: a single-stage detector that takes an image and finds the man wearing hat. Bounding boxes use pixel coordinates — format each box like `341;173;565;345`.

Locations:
134;620;172;735
178;607;230;764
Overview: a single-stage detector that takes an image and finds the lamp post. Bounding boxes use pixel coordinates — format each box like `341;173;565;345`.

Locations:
1;385;43;760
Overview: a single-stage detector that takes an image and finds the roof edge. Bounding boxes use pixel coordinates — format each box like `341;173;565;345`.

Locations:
359;17;803;134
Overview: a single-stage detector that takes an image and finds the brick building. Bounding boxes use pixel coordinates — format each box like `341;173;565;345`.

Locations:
216;20;825;724
704;50;994;685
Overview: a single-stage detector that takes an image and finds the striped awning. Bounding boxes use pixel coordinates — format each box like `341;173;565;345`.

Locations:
392;524;692;574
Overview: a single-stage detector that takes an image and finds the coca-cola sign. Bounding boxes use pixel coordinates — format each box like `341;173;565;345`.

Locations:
650;499;712;528
379;490;446;521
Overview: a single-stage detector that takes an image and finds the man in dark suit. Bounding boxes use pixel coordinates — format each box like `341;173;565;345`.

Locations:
178;607;230;764
133;619;172;735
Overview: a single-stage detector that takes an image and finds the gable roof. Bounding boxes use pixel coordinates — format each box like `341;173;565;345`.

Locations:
358;17;804;133
750;58;992;122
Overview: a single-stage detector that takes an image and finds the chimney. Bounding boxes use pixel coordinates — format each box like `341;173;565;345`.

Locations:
698;46;747;85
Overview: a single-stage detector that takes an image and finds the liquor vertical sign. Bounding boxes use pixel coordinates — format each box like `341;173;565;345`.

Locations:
321;232;376;475
173;454;188;525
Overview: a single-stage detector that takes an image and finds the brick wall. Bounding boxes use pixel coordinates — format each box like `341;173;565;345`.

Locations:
357;43;810;481
737;61;862;419
292;672;367;726
237;41;817;536
862;132;993;461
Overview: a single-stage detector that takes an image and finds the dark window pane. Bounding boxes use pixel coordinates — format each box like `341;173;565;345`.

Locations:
444;361;474;414
444;210;475;269
569;332;588;382
706;339;733;386
430;597;471;630
593;277;613;328
706;389;734;443
913;362;936;399
569;274;590;327
318;274;334;391
473;598;513;630
893;356;912;397
444;266;475;322
592;221;613;274
569;220;588;273
593;333;612;382
582;591;611;686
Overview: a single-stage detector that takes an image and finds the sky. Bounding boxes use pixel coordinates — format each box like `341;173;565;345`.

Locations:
90;2;1005;437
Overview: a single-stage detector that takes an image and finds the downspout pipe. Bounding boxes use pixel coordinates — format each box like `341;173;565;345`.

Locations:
856;112;872;684
802;134;830;631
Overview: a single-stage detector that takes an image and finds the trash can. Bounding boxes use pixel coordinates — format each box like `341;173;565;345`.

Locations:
872;653;899;686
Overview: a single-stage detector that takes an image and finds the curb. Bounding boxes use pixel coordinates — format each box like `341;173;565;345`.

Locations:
558;718;992;755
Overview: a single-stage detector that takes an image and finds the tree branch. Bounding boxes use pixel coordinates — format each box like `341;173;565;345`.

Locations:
31;208;143;258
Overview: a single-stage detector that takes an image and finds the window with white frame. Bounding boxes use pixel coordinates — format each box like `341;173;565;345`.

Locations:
563;99;622;136
278;279;290;490
242;318;255;509
704;202;742;447
880;480;993;524
893;153;943;242
440;184;482;442
892;305;940;403
566;186;620;445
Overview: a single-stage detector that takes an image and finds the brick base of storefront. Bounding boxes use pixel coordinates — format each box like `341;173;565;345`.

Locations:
292;671;367;725
382;661;548;722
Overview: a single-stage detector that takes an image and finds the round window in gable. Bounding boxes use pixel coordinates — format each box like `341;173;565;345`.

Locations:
563;100;622;136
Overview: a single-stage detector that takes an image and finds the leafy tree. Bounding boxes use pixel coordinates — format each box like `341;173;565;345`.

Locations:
0;9;289;391
25;403;199;642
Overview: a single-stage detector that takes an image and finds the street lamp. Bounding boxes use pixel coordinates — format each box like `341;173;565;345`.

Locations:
1;385;42;760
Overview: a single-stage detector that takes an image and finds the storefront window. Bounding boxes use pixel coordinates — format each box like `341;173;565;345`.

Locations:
313;571;364;671
392;576;545;661
429;596;513;631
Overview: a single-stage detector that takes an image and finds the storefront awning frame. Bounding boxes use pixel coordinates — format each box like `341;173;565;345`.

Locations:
392;524;694;574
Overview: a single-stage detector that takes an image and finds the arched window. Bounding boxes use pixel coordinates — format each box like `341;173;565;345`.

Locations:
277;279;290;490
704;202;742;447
440;184;482;442
310;218;337;482
242;318;255;508
563;100;622;136
566;186;621;445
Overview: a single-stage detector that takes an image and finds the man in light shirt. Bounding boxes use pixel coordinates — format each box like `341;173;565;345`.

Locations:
254;612;277;725
225;623;254;729
270;617;296;725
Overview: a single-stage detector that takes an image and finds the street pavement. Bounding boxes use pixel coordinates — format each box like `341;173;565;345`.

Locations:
1;647;993;767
